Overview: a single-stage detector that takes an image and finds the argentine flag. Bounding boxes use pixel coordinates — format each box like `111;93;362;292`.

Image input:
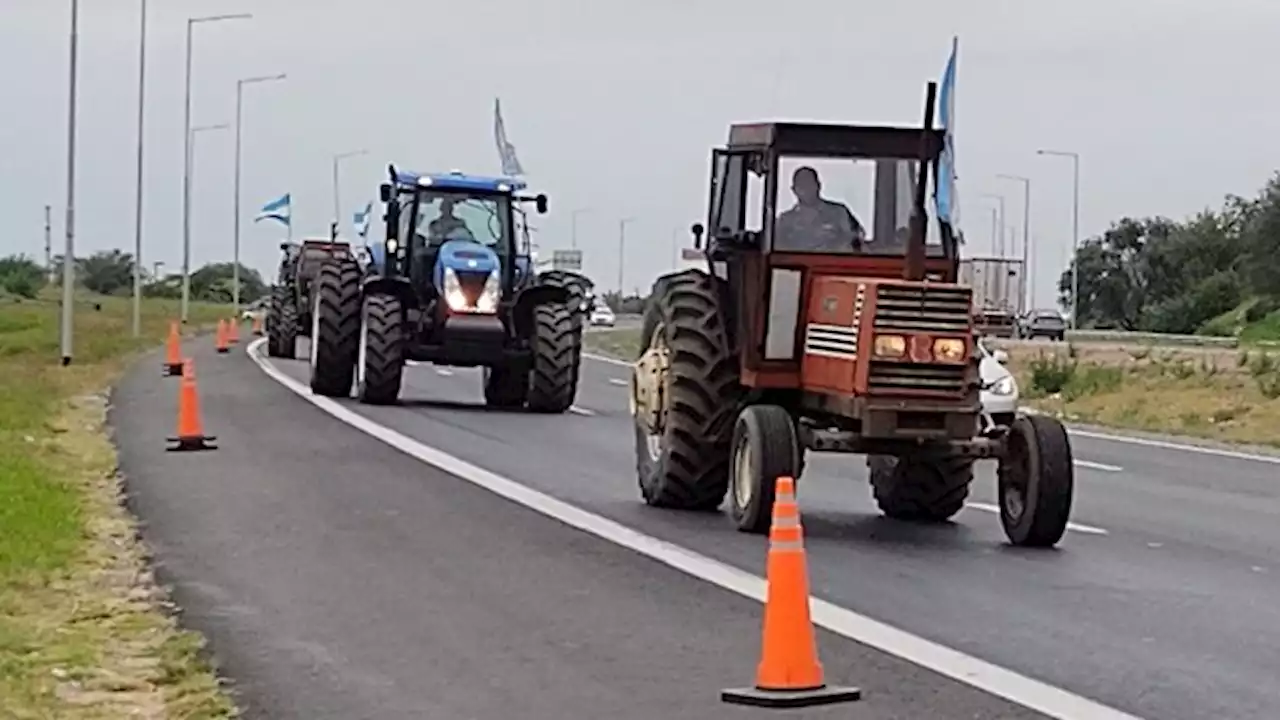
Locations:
934;37;959;231
254;193;291;229
493;97;526;176
353;201;372;239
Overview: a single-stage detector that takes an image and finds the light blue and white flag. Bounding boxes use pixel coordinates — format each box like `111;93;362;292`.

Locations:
353;201;373;239
254;193;292;229
493;97;526;176
934;37;959;232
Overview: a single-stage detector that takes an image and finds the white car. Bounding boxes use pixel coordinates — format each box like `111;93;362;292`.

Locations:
977;337;1018;435
589;305;616;327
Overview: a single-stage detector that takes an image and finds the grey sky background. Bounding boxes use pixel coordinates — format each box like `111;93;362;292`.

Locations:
4;0;1278;307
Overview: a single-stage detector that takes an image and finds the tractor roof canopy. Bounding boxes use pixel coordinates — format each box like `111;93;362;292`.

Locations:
726;122;945;160
393;170;527;194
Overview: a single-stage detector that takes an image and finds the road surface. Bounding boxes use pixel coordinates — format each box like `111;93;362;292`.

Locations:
112;337;1280;720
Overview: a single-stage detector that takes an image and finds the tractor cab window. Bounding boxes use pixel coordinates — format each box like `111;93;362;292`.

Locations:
411;190;513;255
773;156;944;257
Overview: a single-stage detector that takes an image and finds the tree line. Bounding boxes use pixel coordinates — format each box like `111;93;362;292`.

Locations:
0;250;267;304
1060;172;1280;336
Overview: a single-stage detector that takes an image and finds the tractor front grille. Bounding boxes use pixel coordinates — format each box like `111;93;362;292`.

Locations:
868;361;967;395
454;271;489;306
873;284;972;333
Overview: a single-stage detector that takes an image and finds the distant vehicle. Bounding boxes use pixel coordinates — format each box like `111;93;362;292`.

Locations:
959;257;1025;338
1018;309;1067;341
589;303;616;327
241;297;268;321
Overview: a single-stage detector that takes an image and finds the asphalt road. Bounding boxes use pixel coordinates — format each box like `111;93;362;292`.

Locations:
112;339;1053;720
241;338;1280;720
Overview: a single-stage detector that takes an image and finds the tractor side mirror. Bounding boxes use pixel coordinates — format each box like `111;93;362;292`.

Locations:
535;194;548;214
379;183;392;202
690;222;705;250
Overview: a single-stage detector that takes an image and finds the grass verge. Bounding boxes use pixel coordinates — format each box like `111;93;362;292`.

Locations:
0;291;239;719
583;329;1280;447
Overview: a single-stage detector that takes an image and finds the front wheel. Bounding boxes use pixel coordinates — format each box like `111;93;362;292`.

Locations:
356;293;404;405
526;303;581;413
727;404;800;534
266;285;298;358
998;414;1074;547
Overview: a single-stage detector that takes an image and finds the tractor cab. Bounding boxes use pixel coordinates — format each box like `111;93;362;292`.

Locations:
377;169;547;316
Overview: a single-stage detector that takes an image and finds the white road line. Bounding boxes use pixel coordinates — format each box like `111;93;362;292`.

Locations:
964;503;1109;536
436;368;454;377
247;338;1142;720
569;406;596;416
582;352;1280;466
607;378;628;387
1075;460;1123;472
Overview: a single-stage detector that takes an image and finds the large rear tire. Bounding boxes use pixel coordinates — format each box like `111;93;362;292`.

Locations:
356;293;403;405
869;453;974;522
998;414;1074;547
527;303;581;413
633;270;741;511
308;259;361;397
266;284;298;359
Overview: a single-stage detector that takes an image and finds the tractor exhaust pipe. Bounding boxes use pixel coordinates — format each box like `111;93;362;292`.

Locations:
905;81;938;282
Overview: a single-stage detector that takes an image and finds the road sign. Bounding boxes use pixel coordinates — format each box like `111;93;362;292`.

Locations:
551;249;583;271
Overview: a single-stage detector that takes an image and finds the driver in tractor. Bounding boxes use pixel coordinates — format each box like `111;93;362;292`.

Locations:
427;198;475;242
775;166;867;252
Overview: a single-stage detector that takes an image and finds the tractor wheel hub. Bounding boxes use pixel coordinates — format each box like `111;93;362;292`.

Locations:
631;337;670;436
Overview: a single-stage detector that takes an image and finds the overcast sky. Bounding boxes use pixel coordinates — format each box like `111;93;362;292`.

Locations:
4;0;1279;307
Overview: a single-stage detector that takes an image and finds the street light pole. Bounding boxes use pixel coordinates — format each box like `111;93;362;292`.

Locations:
1037;149;1081;328
332;149;368;224
618;217;635;294
570;207;591;249
189;123;229;300
233;73;286;316
980;193;1006;257
129;0;148;338
60;0;80;365
997;173;1032;312
181;12;252;324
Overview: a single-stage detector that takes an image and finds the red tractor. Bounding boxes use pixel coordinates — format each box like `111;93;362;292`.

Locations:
630;83;1074;547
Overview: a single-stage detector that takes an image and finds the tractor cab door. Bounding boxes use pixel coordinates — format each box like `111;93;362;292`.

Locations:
706;149;771;358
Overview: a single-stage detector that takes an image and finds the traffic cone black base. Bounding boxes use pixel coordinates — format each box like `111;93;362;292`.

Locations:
163;362;183;376
215;347;229;354
166;435;218;452
721;684;861;708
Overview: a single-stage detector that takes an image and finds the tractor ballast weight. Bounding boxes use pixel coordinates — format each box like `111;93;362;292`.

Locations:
266;237;353;359
630;81;1076;548
306;167;585;413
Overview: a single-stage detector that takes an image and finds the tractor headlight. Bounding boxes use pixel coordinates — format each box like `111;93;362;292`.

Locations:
933;337;966;362
475;270;500;314
443;267;469;312
386;239;398;254
873;334;906;358
989;375;1017;396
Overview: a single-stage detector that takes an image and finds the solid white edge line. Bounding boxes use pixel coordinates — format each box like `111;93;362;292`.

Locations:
607;378;628;386
964;503;1108;536
569;406;595;416
246;338;1142;720
580;353;1280;466
1074;460;1123;472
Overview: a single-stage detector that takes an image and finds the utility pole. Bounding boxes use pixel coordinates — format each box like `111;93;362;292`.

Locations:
997;174;1032;312
332;149;368;224
570;207;591;249
181;12;252;324
44;205;52;281
60;0;80;366
1037;149;1081;328
618;217;635;294
233;73;287;315
130;0;148;338
981;193;1006;257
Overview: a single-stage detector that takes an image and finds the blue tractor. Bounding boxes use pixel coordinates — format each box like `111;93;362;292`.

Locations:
307;167;590;411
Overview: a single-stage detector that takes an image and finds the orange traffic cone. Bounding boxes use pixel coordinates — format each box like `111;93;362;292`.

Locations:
251;314;264;336
721;476;861;708
163;320;183;376
226;317;240;344
215;319;229;354
167;359;217;452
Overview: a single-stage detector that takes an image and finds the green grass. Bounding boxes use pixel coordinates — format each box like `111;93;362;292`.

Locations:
584;328;643;360
0;289;238;718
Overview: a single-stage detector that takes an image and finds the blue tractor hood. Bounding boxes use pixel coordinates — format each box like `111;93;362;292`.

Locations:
433;239;501;288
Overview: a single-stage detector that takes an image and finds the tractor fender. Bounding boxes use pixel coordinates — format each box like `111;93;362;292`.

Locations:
362;275;416;308
511;283;571;339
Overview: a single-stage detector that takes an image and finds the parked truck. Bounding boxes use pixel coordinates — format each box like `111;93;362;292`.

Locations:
958;257;1025;338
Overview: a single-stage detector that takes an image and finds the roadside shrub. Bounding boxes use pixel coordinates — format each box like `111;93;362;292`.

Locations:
0;255;45;299
1028;353;1076;396
1063;364;1125;401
